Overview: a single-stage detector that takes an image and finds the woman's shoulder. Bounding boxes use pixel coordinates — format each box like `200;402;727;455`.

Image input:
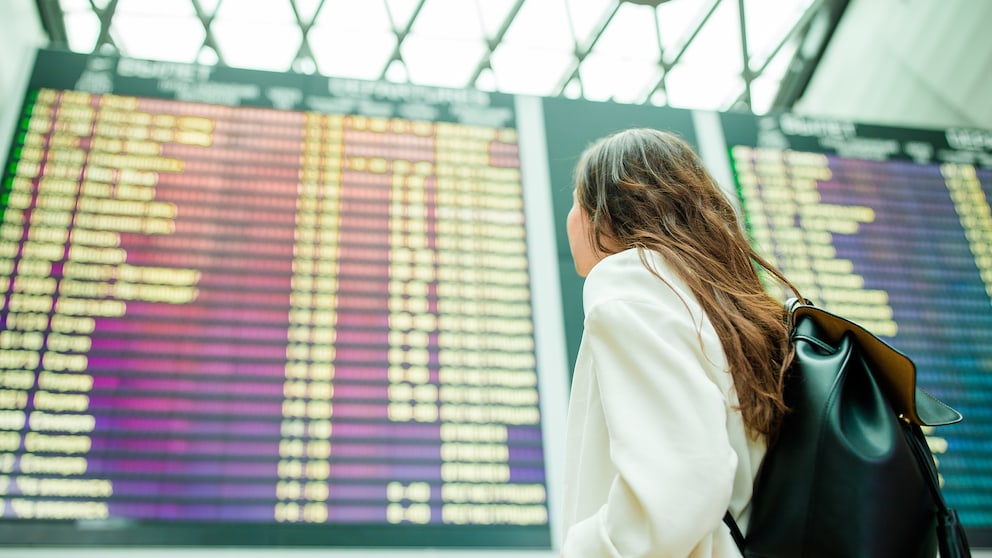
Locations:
582;248;690;313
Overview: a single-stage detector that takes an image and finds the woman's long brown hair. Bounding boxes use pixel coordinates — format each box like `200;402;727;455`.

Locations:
574;128;802;439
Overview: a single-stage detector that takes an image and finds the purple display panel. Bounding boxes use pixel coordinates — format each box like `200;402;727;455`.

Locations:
0;88;548;530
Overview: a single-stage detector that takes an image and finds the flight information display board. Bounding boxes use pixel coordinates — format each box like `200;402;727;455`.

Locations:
0;49;557;547
722;111;992;544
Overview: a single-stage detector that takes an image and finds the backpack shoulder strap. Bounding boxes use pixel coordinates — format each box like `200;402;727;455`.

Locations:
723;512;745;553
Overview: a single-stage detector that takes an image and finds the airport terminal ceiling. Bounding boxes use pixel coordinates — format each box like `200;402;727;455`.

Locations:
33;0;849;116
5;0;991;552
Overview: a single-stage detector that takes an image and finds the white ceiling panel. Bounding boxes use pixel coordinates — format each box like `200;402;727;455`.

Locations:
112;12;205;62
490;43;573;96
41;0;989;124
501;0;573;50
313;0;393;34
213;20;301;71
401;35;487;87
215;0;296;23
411;0;483;40
565;0;615;48
796;0;992;129
309;28;397;80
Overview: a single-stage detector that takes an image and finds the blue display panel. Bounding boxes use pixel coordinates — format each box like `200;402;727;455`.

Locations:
722;111;992;545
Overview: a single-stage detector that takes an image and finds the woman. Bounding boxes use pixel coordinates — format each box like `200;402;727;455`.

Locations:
560;128;801;557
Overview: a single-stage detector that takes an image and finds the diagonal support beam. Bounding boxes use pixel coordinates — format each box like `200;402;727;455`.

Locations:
90;0;120;52
378;0;429;82
289;0;329;72
191;0;227;66
554;0;623;97
725;0;830;110
642;0;723;102
35;0;70;48
737;0;751;109
466;0;527;89
769;0;850;111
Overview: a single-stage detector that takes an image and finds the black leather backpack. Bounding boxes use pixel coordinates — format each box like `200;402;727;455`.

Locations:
724;299;971;558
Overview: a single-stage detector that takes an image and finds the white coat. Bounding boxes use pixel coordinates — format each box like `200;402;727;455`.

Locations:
560;248;767;558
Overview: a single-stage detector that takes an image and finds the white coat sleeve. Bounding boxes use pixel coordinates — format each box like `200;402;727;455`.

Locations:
561;297;738;558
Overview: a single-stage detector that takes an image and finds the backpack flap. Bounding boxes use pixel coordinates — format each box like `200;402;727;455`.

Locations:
791;303;962;427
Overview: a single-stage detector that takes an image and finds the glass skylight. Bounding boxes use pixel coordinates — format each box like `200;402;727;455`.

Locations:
55;0;817;113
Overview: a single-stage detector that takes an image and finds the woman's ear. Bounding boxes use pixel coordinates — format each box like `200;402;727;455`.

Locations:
592;217;625;255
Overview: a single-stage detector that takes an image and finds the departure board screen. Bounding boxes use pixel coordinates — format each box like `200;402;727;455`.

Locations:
722;111;992;544
0;49;561;547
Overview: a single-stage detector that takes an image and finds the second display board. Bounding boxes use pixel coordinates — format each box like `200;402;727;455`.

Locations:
540;96;992;545
718;111;992;544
